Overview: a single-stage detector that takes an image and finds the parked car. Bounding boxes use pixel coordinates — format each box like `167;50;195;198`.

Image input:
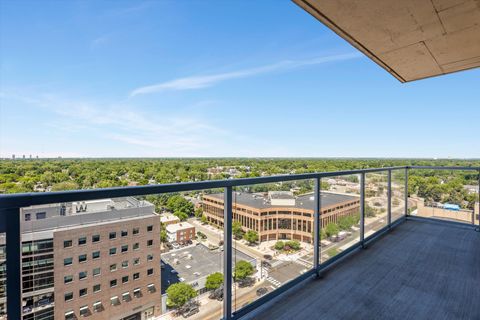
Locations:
263;254;273;260
256;287;269;297
209;287;223;301
261;261;272;268
238;277;255;288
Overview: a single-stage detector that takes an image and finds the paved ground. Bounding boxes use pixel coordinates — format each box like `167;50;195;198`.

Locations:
247;219;480;320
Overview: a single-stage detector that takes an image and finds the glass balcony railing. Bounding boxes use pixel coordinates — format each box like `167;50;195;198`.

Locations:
0;166;478;320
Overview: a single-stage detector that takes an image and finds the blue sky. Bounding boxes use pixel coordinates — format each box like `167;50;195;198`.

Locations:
1;0;479;158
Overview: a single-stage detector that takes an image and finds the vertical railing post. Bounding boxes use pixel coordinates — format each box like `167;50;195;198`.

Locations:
404;167;409;217
4;207;22;320
387;170;392;228
360;173;365;248
313;177;321;275
476;170;480;231
223;186;232;320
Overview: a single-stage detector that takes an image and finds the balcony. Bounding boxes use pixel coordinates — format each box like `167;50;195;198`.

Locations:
246;218;480;320
0;166;478;320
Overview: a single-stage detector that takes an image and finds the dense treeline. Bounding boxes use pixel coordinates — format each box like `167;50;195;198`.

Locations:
0;159;478;202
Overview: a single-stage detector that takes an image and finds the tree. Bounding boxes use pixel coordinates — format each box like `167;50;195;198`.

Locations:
285;240;301;251
325;223;339;237
320;228;327;240
205;272;223;291
232;221;244;240
243;230;258;245
274;241;285;250
200;215;208;224
160;223;168;243
166;283;198;308
234;260;254;281
174;210;189;221
51;181;78;191
194;207;203;218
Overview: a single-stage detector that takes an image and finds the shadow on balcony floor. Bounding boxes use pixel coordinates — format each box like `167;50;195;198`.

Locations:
251;219;480;320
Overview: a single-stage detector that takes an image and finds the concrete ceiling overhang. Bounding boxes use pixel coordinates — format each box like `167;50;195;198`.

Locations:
293;0;480;82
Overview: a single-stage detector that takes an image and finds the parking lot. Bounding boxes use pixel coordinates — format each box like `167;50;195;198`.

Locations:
161;244;256;294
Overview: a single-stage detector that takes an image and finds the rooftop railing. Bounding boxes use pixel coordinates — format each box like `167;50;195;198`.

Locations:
0;165;479;320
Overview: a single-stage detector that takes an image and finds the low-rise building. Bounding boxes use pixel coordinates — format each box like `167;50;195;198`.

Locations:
160;213;180;226
166;222;195;244
203;191;360;243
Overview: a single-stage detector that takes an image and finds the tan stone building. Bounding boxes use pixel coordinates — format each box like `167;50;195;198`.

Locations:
202;191;360;243
19;197;161;320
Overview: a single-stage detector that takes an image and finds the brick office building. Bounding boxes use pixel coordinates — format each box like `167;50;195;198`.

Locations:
18;197;161;320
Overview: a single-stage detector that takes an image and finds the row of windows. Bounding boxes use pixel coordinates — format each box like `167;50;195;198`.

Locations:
63;257;154;284
63;241;154;266
64;284;156;319
63;225;154;248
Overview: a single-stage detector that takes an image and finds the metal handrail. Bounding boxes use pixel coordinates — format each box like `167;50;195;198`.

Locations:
1;165;479;320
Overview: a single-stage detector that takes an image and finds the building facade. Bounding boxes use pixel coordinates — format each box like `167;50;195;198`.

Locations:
17;197;161;320
165;222;195;244
202;191;360;243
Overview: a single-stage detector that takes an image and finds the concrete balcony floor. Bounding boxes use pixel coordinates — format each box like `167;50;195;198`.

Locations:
250;219;480;320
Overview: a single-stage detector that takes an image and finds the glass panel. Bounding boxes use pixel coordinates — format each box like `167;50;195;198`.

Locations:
408;169;478;225
391;170;406;222
364;172;388;235
231;179;315;313
159;189;223;320
320;174;361;263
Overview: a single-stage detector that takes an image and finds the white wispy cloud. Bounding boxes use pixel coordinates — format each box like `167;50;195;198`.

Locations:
130;52;362;97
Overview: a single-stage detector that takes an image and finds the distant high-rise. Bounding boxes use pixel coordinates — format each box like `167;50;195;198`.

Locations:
12;154;15;160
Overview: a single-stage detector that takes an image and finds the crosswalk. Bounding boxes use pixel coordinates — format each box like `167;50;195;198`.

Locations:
269;260;284;268
295;258;313;268
266;276;282;288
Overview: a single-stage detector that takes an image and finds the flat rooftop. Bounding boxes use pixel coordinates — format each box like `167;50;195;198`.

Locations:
206;191;358;210
249;219;480;320
162;244;255;284
166;222;194;233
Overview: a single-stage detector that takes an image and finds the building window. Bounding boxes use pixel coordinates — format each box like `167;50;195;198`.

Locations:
109;232;116;240
25;213;31;221
121;230;128;237
133;272;140;280
147;240;153;247
78;237;87;246
36;212;46;220
147;283;155;293
133;243;139;250
147;225;153;232
64;275;73;284
133;258;140;265
133;288;141;298
109;247;117;255
147;254;153;262
110;264;117;272
79;305;89;316
122;292;131;302
110;279;117;288
92;234;100;243
110;296;120;306
121;245;128;253
93;284;101;293
122;261;128;268
92;251;100;259
63;240;72;248
64;292;73;302
79;288;87;297
93;301;102;312
93;267;101;277
78;254;87;263
122;275;129;284
79;271;87;280
147;268;154;276
133;227;139;235
65;310;75;320
64;257;73;266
